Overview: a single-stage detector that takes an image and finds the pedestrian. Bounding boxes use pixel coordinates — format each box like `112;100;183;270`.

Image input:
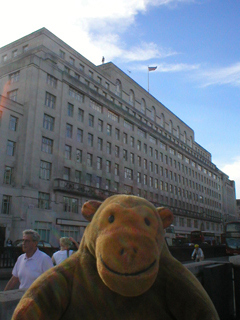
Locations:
191;244;204;262
52;237;76;266
6;238;13;246
4;229;53;291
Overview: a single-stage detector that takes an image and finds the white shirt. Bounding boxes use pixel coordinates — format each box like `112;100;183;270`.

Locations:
12;248;53;289
52;249;74;265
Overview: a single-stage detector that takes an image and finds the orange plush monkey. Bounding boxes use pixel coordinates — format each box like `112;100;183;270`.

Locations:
12;195;219;320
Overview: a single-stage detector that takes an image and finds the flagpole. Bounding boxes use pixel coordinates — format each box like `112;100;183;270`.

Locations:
147;66;157;93
148;66;149;92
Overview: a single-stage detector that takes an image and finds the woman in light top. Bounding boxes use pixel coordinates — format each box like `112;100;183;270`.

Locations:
52;237;78;265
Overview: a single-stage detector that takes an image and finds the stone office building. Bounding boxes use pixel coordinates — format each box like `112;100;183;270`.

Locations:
0;28;236;246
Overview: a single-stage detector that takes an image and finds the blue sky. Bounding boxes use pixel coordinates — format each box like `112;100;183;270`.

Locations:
1;0;240;198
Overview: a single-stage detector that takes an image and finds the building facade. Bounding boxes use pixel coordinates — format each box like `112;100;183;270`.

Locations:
0;28;237;246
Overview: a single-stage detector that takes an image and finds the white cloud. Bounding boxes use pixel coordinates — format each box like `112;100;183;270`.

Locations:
220;157;240;199
0;0;196;65
198;63;240;88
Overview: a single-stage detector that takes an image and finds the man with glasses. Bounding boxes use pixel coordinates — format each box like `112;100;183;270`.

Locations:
4;229;53;290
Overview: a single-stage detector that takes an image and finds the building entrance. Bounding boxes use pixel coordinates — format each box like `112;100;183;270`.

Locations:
0;226;6;247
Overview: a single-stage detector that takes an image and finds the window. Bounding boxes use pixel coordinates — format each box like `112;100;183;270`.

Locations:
87;153;93;167
2;54;7;62
40;161;51;180
69;87;84;102
149;177;153;187
123;133;128;144
76;149;82;163
47;74;57;88
75;73;80;80
45;92;56;108
129;90;135;106
9;116;18;131
63;197;78;213
114;181;119;192
141;99;146;114
34;221;51;242
107;124;112;136
60;225;80;240
9;71;20;83
3;167;13;184
75;170;81;183
137;140;141;151
137;172;141;183
115;79;122;97
88;133;93;147
144;144;147;154
130;137;134;147
69;57;75;66
43;114;54;131
23;45;28;52
38;192;50;209
66;124;73;138
7;90;18;101
89;114;94;127
125;168;133;180
144;175;147;185
1;195;11;214
65;145;72;160
65;67;70;74
98;138;103;151
106;179;111;190
97;157;102;170
115;164;119;176
7;140;15;156
124;185;133;194
67;103;74;117
115;128;120;140
130;153;134;164
149;135;157;145
41;137;53;154
108;110;119;122
107;142;111;154
86;173;92;186
138;156;141;167
96;176;102;188
124;120;134;131
59;50;65;59
90;99;102;113
149;147;153;157
115;145;120;157
78;108;84;122
149;161;153;172
123;149;127;161
98;119;103;132
106;160;111;173
77;129;83;142
63;167;70;180
138;128;146;139
144;159;147;169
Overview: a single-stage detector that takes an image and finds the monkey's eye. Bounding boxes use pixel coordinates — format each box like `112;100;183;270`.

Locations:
108;215;115;223
144;217;151;226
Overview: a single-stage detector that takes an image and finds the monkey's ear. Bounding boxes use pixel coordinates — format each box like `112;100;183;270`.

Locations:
82;200;102;221
156;207;174;229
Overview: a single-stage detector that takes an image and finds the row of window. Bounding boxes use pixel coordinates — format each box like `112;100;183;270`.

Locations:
1;45;28;63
